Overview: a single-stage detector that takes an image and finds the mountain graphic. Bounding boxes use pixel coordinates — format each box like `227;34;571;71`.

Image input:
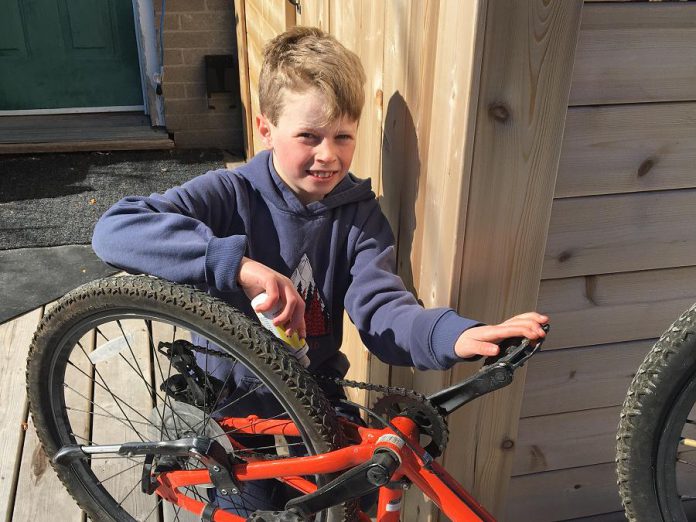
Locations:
291;254;331;337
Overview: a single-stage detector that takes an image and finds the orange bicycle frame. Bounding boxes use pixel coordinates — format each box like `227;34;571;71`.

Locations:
153;414;496;522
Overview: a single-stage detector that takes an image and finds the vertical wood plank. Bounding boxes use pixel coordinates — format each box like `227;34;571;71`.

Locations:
234;0;254;159
0;308;42;521
12;304;94;522
448;1;583;518
243;0;296;156
13;326;93;521
297;0;330;30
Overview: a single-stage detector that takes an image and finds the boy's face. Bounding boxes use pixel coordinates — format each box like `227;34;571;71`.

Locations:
257;88;358;205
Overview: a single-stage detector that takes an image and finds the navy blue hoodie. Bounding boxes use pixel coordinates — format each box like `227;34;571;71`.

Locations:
92;150;479;379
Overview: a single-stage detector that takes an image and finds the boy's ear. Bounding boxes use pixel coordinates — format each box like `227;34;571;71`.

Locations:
256;114;274;149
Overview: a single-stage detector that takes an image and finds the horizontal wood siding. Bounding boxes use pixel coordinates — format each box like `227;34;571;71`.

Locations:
538;266;696;350
512;406;621;475
569;3;696;106
520;340;654;417
507;463;623;521
509;1;696;519
556;102;696;198
542;190;696;279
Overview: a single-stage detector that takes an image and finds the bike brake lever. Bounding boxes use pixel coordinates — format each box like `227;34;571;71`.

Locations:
483;323;550;370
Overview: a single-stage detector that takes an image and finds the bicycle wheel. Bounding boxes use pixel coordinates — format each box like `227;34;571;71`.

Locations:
617;302;696;521
27;275;350;521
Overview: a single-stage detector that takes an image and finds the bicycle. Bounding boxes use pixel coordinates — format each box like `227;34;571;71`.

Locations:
26;275;549;522
617;302;696;521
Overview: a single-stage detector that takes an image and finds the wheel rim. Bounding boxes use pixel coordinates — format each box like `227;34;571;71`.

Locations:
45;309;326;521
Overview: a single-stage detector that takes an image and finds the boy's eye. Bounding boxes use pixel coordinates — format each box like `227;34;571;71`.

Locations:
336;134;353;141
298;132;316;140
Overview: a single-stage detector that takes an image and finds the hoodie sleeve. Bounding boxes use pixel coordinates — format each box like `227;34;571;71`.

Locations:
92;169;247;292
343;206;481;371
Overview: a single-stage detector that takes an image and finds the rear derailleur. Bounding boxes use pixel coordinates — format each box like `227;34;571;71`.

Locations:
157;339;228;412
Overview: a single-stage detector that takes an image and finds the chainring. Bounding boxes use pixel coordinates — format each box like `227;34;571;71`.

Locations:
371;393;448;457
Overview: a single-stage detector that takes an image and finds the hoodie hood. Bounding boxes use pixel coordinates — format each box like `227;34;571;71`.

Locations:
236;150;376;216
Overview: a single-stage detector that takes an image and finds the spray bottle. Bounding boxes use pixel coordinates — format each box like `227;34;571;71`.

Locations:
251;293;311;368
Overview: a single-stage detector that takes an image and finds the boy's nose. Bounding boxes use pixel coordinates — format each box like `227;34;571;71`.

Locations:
315;140;337;164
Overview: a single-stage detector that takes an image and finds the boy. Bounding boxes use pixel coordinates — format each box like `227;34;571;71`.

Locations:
92;26;547;514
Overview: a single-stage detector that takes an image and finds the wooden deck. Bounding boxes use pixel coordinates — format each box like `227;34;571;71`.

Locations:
1;305;627;522
0;305;87;520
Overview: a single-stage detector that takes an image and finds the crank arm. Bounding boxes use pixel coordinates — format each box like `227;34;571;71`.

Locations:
281;448;401;518
427;324;549;415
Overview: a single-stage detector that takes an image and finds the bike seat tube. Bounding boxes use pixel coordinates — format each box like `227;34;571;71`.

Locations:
377;476;404;522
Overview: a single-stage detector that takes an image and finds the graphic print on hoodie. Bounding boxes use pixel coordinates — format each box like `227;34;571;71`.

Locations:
292;253;332;345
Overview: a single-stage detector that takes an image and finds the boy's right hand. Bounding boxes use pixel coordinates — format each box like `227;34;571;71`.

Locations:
454;312;548;359
238;257;306;339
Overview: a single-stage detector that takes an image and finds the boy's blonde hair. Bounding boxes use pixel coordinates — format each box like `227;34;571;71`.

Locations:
259;26;366;126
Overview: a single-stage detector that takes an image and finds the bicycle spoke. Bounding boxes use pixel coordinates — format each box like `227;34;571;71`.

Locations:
96;461;143;485
64;381;151;441
69;350;149;442
142;499;163;522
146;320;170;436
66;406;152;426
116;320;150;390
115;476;143;509
67;356;199;439
677;458;696;468
202;381;266;422
94;324;163;421
65;384;150;442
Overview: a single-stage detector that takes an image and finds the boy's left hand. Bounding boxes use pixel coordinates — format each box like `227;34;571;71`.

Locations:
454;312;549;359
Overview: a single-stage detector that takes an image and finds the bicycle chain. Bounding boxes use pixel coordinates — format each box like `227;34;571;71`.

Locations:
178;343;449;456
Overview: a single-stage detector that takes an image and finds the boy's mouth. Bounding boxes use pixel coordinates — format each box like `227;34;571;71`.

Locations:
306;170;338;179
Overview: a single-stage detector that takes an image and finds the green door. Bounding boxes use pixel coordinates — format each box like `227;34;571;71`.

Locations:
0;0;143;111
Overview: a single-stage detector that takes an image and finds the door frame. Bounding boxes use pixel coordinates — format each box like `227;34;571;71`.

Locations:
0;0;164;126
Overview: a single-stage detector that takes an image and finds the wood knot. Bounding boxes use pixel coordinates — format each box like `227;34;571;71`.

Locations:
558;250;572;263
501;438;515;450
488;102;510;123
637;158;655;177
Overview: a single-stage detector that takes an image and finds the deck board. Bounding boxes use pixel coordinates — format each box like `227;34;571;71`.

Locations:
0;308;42;521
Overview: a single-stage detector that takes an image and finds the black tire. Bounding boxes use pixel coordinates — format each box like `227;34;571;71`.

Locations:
27;275;349;521
617;302;696;521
